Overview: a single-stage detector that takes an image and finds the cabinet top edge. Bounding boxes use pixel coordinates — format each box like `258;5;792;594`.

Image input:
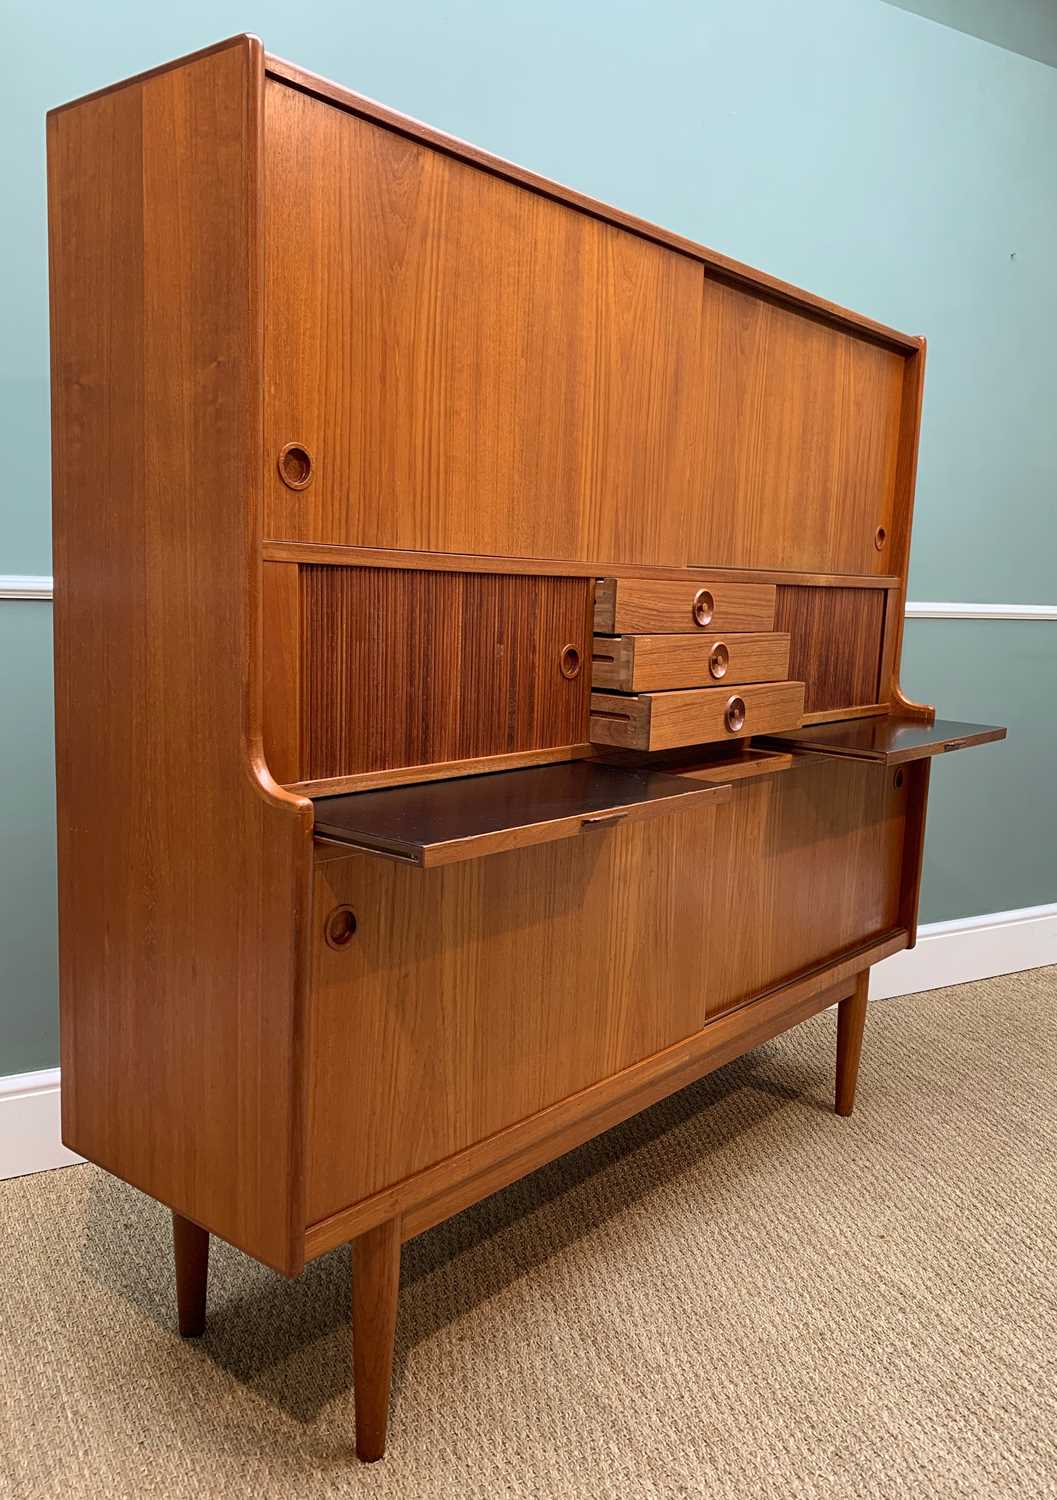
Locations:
47;33;262;118
263;49;923;356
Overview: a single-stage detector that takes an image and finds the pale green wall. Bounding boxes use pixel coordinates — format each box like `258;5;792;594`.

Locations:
2;0;1055;1072
885;0;1057;70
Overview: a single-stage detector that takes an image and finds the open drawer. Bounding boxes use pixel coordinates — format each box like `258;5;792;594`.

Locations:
760;715;1006;765
312;761;731;867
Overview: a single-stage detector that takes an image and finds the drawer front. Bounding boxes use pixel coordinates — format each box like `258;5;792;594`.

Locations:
591;680;805;752
592;631;790;692
595;577;776;634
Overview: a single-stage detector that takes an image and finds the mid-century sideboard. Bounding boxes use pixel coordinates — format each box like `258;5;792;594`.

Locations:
47;35;1005;1461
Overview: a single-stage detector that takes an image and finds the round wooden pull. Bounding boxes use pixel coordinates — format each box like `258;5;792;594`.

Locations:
324;905;357;950
725;695;746;734
709;642;730;679
692;589;714;628
278;442;314;490
874;526;887;551
559;643;582;679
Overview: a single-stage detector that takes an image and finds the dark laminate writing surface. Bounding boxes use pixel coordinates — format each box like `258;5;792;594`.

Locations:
313;762;729;865
763;717;1006;765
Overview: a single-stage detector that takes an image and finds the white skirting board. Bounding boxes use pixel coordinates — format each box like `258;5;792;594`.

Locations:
0;904;1053;1181
869;902;1057;999
0;1069;83;1180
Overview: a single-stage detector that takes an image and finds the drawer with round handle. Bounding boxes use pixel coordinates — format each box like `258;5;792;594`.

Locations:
591;630;790;692
590;680;806;752
594;576;776;634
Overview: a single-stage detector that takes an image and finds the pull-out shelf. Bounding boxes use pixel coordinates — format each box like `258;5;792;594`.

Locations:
312;761;731;867
761;715;1006;765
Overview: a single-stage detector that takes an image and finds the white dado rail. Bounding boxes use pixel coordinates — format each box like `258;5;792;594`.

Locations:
3;577;1057;617
905;602;1057;620
0;575;54;599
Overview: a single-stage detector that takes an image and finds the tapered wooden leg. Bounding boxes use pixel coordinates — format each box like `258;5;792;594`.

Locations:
351;1217;402;1462
172;1211;209;1337
835;972;869;1117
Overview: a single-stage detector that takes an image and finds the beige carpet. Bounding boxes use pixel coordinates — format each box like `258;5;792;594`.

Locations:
2;970;1055;1500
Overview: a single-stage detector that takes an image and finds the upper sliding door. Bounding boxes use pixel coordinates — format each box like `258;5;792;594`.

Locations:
262;77;917;577
262;80;702;566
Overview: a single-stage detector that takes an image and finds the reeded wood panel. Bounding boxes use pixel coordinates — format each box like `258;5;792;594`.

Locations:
691;279;906;575
307;756;906;1219
300;566;592;780
775;585;885;713
263;82;702;566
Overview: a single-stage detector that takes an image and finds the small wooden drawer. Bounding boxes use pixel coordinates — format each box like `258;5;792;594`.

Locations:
590;680;805;752
592;631;790;692
595;576;776;634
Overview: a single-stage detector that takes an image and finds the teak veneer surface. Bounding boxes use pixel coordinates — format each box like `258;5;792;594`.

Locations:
591;632;790;693
594;577;776;634
48;37;312;1276
261;81;919;577
590;680;806;752
48;35;1005;1466
307;756;907;1220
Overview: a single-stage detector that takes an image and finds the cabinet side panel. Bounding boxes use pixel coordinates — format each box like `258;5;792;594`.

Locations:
48;38;313;1274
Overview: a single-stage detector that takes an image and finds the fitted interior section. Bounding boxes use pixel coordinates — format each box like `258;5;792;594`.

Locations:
262;79;910;574
306;756;906;1218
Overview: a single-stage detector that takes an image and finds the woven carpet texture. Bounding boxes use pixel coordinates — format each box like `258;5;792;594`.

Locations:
2;970;1055;1499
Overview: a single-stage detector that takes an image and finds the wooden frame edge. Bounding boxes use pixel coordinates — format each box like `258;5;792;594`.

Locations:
291;744;595;799
264;540;901;591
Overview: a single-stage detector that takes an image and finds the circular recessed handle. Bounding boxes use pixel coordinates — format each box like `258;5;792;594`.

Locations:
559;643;582;680
874;526;887;551
725;695;746;734
709;642;730;680
278;442;314;491
692;589;715;628
324;905;357;950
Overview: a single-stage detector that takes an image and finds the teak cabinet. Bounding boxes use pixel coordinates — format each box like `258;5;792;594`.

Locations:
48;35;1006;1462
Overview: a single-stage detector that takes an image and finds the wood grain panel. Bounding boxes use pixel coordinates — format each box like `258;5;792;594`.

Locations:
48;38;313;1275
307;956;912;1256
299;566;592;780
263;82;702;565
265;54;920;355
775;585;885;714
591;631;790;692
590;680;805;752
306;756;905;1220
692;278;907;575
595;576;776;633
